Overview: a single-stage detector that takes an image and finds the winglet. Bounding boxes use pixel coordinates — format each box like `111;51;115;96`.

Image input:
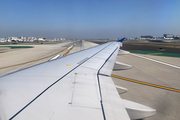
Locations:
117;37;126;42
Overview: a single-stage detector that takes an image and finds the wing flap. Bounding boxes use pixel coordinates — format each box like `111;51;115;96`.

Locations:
99;75;130;120
70;73;101;108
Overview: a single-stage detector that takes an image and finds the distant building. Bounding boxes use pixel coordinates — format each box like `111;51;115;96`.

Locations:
23;37;27;40
38;38;45;41
163;34;173;38
20;36;24;40
129;38;135;40
27;37;31;40
173;35;180;39
140;35;154;40
0;38;6;42
11;37;18;40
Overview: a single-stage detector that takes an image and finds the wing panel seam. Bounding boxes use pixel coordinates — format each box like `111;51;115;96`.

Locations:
97;47;118;120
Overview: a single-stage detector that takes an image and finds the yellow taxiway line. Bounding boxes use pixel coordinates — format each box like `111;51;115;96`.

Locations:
0;47;68;69
111;74;180;93
63;45;75;56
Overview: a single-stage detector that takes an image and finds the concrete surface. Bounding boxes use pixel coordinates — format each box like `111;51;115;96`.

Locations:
0;42;74;76
112;53;180;120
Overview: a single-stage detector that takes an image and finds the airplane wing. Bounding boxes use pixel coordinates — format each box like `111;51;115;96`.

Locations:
0;38;154;120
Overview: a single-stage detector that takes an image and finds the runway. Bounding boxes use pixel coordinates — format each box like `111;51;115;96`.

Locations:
0;41;180;120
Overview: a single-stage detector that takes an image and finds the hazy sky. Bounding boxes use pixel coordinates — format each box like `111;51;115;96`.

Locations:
0;0;180;39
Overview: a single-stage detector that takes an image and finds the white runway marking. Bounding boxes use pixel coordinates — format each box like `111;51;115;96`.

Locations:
49;54;60;61
130;53;180;69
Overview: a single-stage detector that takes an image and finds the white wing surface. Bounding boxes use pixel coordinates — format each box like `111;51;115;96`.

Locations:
0;40;130;120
